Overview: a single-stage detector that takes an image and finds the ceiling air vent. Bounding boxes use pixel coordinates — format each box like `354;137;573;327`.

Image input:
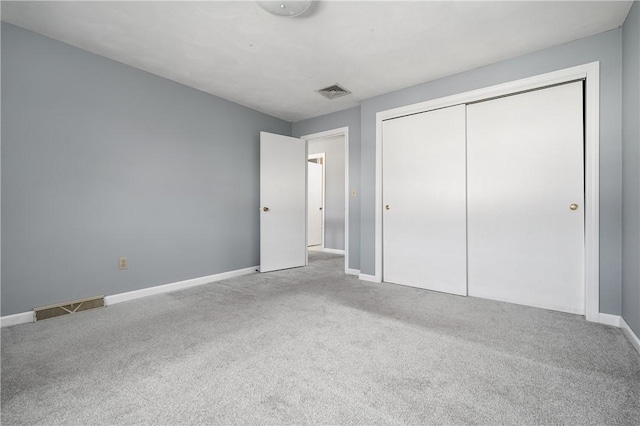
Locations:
317;83;351;100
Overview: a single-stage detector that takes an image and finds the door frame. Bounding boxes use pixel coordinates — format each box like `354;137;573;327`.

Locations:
300;127;351;275
374;62;600;322
307;152;326;249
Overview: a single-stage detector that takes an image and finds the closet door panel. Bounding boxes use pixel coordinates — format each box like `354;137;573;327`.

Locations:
382;104;467;295
467;82;585;314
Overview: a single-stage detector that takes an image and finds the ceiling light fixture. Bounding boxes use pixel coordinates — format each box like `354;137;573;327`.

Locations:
257;1;313;17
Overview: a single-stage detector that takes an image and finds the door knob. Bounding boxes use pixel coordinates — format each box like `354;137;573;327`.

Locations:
319;207;323;210
570;204;579;211
263;207;270;212
385;205;390;210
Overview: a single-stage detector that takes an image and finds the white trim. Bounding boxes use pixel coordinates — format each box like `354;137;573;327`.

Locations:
346;268;360;276
620;317;640;355
598;313;621;327
323;248;345;255
359;273;382;283
300;126;350;275
0;311;35;328
305;138;309;266
375;62;600;322
104;266;258;306
583;64;600;323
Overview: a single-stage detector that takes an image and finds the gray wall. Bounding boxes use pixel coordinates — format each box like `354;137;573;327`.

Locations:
293;106;360;271
622;1;640;336
358;29;624;315
1;23;291;315
308;136;345;251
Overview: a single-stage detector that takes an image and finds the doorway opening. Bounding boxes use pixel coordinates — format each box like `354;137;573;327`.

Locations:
301;128;349;273
307;153;325;251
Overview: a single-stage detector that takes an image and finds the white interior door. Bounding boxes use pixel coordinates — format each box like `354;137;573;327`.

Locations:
382;104;467;295
467;82;585;314
307;160;323;246
260;131;306;272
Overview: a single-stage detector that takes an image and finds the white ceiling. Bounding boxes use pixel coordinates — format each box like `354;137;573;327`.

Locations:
1;1;633;122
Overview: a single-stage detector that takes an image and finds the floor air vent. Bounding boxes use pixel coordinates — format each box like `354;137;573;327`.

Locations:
317;83;351;100
34;295;105;321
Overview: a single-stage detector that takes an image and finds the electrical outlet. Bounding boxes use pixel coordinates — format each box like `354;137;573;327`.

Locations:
351;189;357;198
119;257;128;270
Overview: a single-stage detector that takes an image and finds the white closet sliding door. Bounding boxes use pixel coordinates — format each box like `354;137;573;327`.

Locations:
382;105;467;295
467;82;585;314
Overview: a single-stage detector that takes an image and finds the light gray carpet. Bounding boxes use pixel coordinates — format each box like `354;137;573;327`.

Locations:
2;251;639;425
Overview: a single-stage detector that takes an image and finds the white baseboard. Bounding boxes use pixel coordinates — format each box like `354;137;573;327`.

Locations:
598;313;621;327
2;266;259;328
359;273;381;283
104;266;258;306
591;313;639;355
323;248;345;255
346;268;360;276
0;311;35;328
620;317;640;355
